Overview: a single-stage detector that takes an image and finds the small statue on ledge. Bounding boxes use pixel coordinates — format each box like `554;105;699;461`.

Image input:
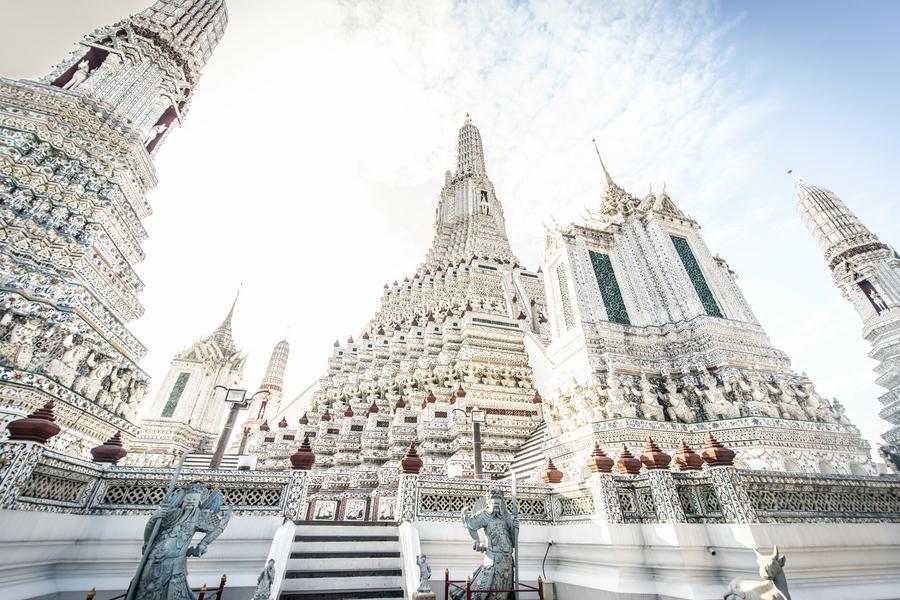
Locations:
451;489;518;600
252;558;276;600
724;546;791;600
132;482;232;600
414;554;434;599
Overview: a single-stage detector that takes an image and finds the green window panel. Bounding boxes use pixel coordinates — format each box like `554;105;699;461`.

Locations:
588;251;631;325
670;235;723;318
161;371;190;417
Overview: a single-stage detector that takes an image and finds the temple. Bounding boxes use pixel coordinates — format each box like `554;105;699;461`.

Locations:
793;177;900;466
1;3;899;600
0;0;228;456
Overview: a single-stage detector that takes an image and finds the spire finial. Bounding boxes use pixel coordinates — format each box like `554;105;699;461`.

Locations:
591;138;615;187
787;169;805;189
464;113;472;125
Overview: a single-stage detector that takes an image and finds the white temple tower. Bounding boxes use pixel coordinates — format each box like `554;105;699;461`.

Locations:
127;295;244;465
794;177;900;463
532;156;873;477
251;116;549;487
0;0;228;458
233;338;290;452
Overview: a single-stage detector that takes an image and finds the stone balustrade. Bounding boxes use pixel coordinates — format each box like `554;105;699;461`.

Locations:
1;440;898;524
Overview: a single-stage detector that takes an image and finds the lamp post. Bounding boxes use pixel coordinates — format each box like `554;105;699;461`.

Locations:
210;387;268;469
452;406;487;480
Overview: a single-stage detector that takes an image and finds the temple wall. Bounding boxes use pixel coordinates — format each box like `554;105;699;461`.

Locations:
413;521;900;600
0;510;279;600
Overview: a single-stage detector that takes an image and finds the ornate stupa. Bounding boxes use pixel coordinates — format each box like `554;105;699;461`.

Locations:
0;0;228;458
250;116;549;487
793;177;900;467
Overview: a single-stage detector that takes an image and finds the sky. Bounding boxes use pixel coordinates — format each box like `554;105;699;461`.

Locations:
1;0;898;455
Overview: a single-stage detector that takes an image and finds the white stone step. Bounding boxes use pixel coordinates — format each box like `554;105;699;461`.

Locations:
280;574;403;592
294;540;399;554
294;524;398;537
287;555;400;571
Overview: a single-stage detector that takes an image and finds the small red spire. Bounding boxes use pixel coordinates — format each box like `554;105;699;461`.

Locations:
290;435;315;470
299;412;309;425
368;399;379;414
586;442;613;473
540;457;564;483
399;442;424;474
321;409;331;422
259;420;270;432
347;335;354;344
278;416;289;428
700;433;736;466
333;339;340;348
6;400;61;444
673;440;704;471
344;405;354;418
532;391;543;404
395;397;407;411
456;385;467;398
615;445;642;475
90;431;128;465
426;390;437;403
640;436;672;470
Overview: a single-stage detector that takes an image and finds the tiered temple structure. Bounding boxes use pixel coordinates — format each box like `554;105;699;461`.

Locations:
250;116;550;493
126;295;244;465
794;177;900;465
231;338;290;453
531;153;874;479
0;0;228;457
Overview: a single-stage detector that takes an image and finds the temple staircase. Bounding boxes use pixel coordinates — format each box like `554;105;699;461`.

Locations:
280;521;404;600
504;422;547;482
183;452;240;469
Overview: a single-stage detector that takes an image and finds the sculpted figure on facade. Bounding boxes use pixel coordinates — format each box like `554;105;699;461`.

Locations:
605;371;637;418
638;373;664;421
45;333;89;387
740;372;780;419
62;60;91;90
452;489;517;600
773;379;807;421
664;379;695;422
133;483;232;600
144;123;168;145
72;352;115;400
700;371;740;419
0;316;41;369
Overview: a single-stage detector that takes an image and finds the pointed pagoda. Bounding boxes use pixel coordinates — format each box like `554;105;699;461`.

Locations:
250;116;549;479
0;0;229;458
793;177;900;457
530;152;874;478
127;294;245;465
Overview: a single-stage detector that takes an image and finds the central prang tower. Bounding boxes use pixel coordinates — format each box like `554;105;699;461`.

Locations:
0;0;227;457
251;117;550;500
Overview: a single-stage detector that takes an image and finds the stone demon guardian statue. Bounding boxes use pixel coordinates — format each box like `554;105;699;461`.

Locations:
133;482;232;600
451;489;518;600
724;546;791;600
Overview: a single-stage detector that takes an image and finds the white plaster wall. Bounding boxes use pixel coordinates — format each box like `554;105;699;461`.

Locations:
414;521;900;600
0;510;282;600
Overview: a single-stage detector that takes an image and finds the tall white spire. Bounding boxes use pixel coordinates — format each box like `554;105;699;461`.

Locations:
456;113;487;175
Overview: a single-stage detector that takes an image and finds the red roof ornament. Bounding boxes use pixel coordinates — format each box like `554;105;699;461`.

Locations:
344;405;354;418
673;439;704;471
456;385;467;398
259;420;270;432
6;400;61;444
531;391;543;404
517;311;527;320
333;339;340;348
377;326;385;335
90;431;128;465
347;336;354;344
540;457;564;483
368;399;379;414
278;417;289;428
299;412;309;425
426;390;437;403
399;442;424;474
586;443;614;473
321;409;331;422
615;445;642;475
362;331;370;340
290;435;315;470
640;436;672;470
700;433;736;466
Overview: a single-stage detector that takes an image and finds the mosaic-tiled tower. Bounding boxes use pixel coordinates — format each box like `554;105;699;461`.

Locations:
0;0;227;457
533;158;874;478
794;177;900;464
251;116;549;489
237;338;290;445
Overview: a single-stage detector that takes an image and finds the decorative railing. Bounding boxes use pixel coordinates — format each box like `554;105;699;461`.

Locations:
2;443;305;517
740;471;900;523
2;441;899;525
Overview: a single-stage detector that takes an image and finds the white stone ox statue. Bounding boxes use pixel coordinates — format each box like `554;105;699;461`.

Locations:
724;546;790;600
